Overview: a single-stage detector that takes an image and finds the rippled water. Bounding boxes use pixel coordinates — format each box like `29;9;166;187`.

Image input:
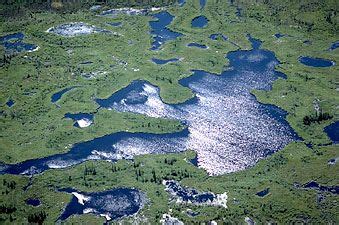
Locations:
1;36;299;176
47;22;110;37
58;188;146;221
150;11;183;50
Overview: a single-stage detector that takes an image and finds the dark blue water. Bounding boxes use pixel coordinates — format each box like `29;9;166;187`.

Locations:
79;61;93;65
299;56;334;67
274;33;286;38
191;16;208;28
6;99;14;107
187;43;207;49
304;181;339;195
164;180;215;203
210;33;228;41
149;11;183;50
303;40;312;45
107;22;122;27
329;41;339;51
178;0;186;7
200;0;206;9
26;198;41;206
58;188;145;221
64;113;94;128
236;7;242;17
96;81;149;107
0;32;37;53
256;188;270;197
0;35;300;176
51;87;77;103
152;58;179;65
324;122;339;144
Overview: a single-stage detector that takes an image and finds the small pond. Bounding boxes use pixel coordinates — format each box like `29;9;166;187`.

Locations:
256;188;270;197
303;181;339;195
178;0;186;7
152;58;179;65
200;0;206;9
51;87;77;103
107;22;122;27
328;41;339;51
0;32;38;53
163;180;227;207
64;113;94;128
58;188;146;222
210;33;228;41
191;16;208;28
26;198;41;207
187;43;207;49
299;56;335;67
149;11;183;50
324;121;339;144
6;99;14;107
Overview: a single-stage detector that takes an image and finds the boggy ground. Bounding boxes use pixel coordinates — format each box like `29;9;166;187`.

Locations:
0;0;338;223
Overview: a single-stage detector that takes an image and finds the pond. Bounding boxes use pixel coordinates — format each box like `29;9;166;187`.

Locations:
0;32;38;53
163;180;227;207
6;99;14;107
26;198;41;207
210;33;228;41
256;188;270;197
107;22;122;27
274;33;286;38
328;41;339;51
58;188;146;222
64;113;94;128
51;87;77;103
150;11;183;50
324;121;339;144
152;58;179;65
200;0;206;9
178;0;186;7
187;43;208;49
0;35;300;176
303;181;339;195
191;16;208;28
299;56;335;67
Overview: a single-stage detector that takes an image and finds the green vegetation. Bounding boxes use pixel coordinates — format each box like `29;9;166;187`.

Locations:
1;144;338;223
0;0;338;223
